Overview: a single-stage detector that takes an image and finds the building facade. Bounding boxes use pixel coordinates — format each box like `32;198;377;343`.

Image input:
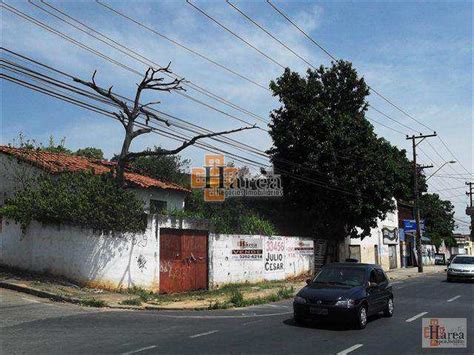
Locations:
339;200;400;270
0;146;189;212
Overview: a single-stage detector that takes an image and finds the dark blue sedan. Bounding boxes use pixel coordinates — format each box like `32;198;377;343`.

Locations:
293;263;394;329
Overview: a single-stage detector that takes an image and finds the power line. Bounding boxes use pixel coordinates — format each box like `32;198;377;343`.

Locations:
34;0;268;125
226;0;314;69
95;0;269;92
1;1;359;166
3;72;364;196
186;0;286;69
29;0;269;126
265;0;434;132
265;0;472;178
2;51;369;196
2;1;265;129
226;0;419;135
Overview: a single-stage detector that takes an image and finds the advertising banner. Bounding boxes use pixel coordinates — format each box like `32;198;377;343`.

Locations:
231;237;263;261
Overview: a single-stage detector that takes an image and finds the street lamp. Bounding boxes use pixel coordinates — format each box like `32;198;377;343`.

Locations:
425;161;456;181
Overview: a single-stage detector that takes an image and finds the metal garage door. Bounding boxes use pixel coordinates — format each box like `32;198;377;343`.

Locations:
159;229;208;294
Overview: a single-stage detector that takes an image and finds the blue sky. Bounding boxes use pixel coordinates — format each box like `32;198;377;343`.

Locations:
1;0;472;232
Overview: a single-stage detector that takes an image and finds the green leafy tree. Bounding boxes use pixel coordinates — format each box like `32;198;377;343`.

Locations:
419;193;456;250
267;61;412;242
179;190;276;236
129;147;190;186
0;171;147;233
75;147;104;160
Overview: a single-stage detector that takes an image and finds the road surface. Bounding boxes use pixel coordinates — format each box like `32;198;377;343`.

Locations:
1;273;472;354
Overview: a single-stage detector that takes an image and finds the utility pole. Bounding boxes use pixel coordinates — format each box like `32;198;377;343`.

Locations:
466;182;473;241
406;132;437;273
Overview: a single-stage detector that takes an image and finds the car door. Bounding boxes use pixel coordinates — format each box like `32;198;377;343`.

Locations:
375;268;391;309
366;268;381;315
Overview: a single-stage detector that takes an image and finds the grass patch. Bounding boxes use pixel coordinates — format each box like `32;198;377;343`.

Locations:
119;298;142;306
208;299;231;310
128;287;153;302
229;289;245;307
221;286;296;309
81;298;107;308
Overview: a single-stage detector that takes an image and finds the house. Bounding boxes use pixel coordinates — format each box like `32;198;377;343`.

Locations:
338;199;400;270
452;234;472;255
0;146;190;212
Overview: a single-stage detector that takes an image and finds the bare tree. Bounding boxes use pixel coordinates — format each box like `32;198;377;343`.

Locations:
74;65;255;187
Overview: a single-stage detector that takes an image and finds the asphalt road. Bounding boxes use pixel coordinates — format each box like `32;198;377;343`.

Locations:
1;273;473;354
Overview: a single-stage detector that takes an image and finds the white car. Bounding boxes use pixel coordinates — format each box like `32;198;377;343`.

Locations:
447;255;474;282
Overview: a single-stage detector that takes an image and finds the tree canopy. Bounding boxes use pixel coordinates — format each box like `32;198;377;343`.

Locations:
419;193;456;249
75;147;104;160
267;61;415;241
129;146;190;186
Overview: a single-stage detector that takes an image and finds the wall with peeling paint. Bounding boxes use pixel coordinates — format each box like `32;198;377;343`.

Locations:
0;216;160;291
208;234;314;289
0;216;212;292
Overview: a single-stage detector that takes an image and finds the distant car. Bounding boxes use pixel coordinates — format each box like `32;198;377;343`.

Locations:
447;255;474;282
293;263;393;329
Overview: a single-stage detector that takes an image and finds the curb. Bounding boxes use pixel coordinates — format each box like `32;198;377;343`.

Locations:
0;280;82;304
386;268;444;281
0;280;208;311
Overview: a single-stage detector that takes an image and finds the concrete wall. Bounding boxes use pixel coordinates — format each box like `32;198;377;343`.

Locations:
131;188;186;212
0;216;210;291
339;202;401;271
208;234;314;289
0;154;44;205
0;217;160;291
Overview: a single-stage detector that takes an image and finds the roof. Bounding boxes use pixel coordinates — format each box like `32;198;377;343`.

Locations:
0;146;190;193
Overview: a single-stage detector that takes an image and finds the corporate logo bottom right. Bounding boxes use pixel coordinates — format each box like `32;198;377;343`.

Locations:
422;318;467;348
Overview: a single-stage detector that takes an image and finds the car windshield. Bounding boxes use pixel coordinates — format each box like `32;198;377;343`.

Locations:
452;257;474;265
313;267;366;287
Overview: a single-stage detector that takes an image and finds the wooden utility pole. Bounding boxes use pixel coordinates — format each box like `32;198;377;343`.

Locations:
406;133;436;273
466;182;473;241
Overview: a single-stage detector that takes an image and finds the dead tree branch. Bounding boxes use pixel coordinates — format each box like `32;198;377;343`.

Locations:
74;66;253;187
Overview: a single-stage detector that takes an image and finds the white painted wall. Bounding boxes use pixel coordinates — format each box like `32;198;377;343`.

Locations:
131;188;186;212
0;216;210;291
0;217;160;291
339;201;401;270
208;234;314;289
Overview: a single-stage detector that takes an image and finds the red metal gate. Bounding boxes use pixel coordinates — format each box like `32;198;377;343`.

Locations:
159;229;208;294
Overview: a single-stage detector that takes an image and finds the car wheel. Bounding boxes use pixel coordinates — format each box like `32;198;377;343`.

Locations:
355;305;367;329
383;298;394;317
447;276;453;282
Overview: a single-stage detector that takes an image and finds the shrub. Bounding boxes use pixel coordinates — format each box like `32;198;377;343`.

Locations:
81;298;107;307
229;289;245;307
120;298;142;306
0;171;147;233
129;287;154;302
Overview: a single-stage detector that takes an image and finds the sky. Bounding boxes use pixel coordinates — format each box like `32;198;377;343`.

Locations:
1;0;472;233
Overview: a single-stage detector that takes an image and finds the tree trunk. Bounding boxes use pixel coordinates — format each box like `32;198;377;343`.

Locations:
116;124;134;187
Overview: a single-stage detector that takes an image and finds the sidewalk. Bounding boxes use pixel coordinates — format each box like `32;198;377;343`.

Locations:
0;266;304;310
0;265;445;310
385;265;445;281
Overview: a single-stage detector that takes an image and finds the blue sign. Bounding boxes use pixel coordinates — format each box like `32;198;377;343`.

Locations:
403;219;425;233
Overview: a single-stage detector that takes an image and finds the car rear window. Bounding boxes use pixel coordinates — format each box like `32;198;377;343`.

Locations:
452;256;474;264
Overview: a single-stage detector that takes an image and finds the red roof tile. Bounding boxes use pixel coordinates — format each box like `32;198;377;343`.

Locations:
0;146;190;193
